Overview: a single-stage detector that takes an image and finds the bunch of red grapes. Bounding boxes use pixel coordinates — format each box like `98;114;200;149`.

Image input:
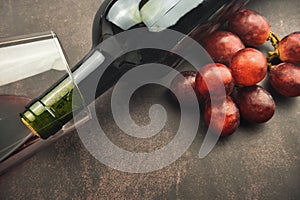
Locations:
170;9;300;137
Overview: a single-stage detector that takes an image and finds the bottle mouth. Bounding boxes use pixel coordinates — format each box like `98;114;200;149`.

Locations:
20;96;67;139
21;117;41;138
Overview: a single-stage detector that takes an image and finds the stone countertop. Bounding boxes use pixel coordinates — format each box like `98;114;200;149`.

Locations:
0;0;299;199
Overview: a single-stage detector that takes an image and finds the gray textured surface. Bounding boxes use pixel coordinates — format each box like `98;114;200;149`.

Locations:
0;0;299;199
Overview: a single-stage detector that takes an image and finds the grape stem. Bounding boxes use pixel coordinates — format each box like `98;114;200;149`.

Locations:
267;31;281;50
267;31;281;70
267;51;280;70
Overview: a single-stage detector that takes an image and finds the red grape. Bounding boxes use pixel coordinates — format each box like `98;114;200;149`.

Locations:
278;32;300;65
204;96;240;136
235;85;275;123
204;31;245;66
196;63;234;101
230;48;267;86
170;71;203;104
228;9;271;46
269;63;300;97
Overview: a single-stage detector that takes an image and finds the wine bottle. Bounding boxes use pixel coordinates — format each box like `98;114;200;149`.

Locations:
21;0;249;139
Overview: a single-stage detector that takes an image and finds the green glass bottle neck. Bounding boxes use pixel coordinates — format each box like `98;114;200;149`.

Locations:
20;50;106;139
20;77;75;139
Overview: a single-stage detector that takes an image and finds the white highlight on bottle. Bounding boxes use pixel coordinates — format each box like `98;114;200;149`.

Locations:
140;0;181;27
147;0;204;32
72;50;105;85
106;0;204;32
107;0;142;30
